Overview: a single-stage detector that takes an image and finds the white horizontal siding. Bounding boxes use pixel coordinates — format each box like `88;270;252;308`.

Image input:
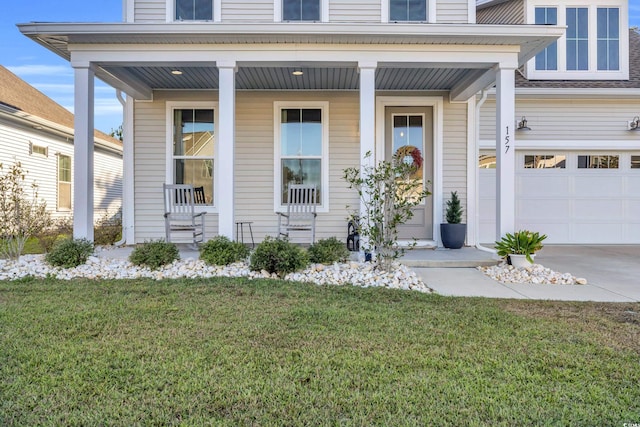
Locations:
329;0;381;22
221;0;273;21
442;100;468;222
480;98;640;142
436;0;469;23
134;0;166;22
0;119;122;223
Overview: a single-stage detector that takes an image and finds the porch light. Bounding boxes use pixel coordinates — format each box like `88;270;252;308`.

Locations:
517;116;531;131
628;116;640;131
292;70;304;76
171;70;183;75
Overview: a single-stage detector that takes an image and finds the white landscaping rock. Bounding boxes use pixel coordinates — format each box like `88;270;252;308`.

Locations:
478;262;586;285
0;253;433;293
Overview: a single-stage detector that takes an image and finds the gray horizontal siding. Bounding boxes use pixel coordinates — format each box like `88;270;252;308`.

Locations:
330;0;381;22
436;0;469;23
221;0;274;21
134;0;166;22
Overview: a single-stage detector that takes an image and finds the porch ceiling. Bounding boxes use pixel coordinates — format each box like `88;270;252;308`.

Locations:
100;64;473;91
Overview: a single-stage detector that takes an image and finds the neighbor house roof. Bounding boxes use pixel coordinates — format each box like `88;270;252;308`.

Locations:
516;29;640;89
0;65;121;147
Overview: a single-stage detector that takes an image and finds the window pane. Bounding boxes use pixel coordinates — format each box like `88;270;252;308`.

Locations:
578;40;589;70
174;159;214;203
567;8;576;38
577;8;588;38
174;109;214;157
609;40;619;70
408;0;426;21
547;7;557;24
281;109;321;156
58;155;71;182
609;8;619;38
547;42;557;69
597;8;607;38
597;40;608;70
301;0;320;20
175;0;212;20
567;40;577;70
282;159;321;203
58;183;71;210
631;156;640;169
284;0;319;21
577;155;619;169
479;154;496;169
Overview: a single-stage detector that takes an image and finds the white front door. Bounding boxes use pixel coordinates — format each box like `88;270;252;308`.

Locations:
385;106;434;240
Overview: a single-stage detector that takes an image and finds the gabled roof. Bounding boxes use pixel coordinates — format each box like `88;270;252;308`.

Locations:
516;29;640;89
0;65;121;147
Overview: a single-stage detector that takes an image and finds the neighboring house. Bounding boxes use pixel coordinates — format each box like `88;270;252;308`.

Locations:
0;65;123;224
476;0;639;244
16;0;635;246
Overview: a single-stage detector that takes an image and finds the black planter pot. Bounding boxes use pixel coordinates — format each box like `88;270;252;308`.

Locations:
440;223;467;249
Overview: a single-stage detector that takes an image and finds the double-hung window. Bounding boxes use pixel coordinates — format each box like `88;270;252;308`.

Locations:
169;105;215;205
597;8;619;70
283;0;320;21
275;102;328;209
57;154;71;211
175;0;212;20
534;7;558;70
390;0;427;22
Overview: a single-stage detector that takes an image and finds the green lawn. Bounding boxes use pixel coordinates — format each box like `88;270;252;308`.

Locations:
1;278;638;425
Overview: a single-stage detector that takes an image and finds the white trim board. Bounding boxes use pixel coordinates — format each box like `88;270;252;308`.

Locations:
479;139;640;150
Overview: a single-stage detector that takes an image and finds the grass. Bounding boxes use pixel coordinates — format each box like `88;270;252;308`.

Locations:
1;277;639;425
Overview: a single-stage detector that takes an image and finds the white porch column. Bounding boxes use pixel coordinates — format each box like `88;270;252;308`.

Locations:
72;64;95;241
358;61;377;253
495;65;516;240
217;61;237;240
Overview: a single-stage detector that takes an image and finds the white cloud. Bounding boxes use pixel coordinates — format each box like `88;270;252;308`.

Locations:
7;64;73;77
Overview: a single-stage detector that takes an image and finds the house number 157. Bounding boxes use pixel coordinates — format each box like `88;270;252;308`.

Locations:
504;126;510;154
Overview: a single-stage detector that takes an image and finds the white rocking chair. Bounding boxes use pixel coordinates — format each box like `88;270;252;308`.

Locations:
163;184;207;246
277;184;318;244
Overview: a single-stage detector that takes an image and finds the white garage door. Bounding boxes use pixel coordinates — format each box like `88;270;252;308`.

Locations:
479;152;640;244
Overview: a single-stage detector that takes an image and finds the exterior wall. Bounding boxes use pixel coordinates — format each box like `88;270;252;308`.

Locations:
436;0;470;23
329;0;381;22
476;0;524;25
133;89;469;243
134;0;166;22
221;0;274;21
480;97;640;143
0;118;122;222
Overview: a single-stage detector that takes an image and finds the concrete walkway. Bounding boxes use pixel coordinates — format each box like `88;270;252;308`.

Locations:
412;245;640;302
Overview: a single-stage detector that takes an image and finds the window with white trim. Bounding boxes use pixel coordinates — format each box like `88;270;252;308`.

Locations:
175;0;212;20
275;102;328;209
57;154;71;211
29;142;48;157
534;8;558;70
527;2;626;80
171;107;215;205
390;0;426;22
283;0;320;21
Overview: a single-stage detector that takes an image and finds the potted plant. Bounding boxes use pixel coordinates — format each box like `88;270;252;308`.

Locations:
495;230;547;267
440;191;466;249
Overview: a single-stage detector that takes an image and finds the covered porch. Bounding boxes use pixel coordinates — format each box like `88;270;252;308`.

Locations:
19;22;563;246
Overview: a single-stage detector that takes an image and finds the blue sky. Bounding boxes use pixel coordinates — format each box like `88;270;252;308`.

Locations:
1;1;639;134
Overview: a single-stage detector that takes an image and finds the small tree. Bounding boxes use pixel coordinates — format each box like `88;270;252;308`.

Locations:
445;191;463;224
343;150;430;271
0;161;52;259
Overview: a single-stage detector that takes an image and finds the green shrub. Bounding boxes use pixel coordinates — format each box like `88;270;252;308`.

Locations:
308;237;350;264
129;240;179;270
37;217;73;253
249;237;309;278
200;236;249;266
45;238;94;268
94;211;122;246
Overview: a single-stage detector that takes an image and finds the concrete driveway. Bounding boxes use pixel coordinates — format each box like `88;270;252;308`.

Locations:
416;245;640;302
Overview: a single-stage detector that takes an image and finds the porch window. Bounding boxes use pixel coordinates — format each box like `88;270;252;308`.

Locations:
57;154;71;211
566;7;589;71
275;102;328;209
283;0;320;21
172;108;215;205
390;0;426;22
597;8;620;70
534;8;557;71
175;0;212;20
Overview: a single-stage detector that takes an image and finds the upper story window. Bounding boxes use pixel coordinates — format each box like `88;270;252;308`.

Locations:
566;7;589;71
175;0;212;21
283;0;320;21
527;1;627;80
597;8;620;70
534;7;558;70
390;0;426;22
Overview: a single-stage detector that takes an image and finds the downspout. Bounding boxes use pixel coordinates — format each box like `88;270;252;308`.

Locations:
473;89;497;255
114;89;133;246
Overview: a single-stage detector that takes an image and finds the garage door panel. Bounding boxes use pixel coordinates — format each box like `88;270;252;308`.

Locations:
571;223;623;244
574;175;624;197
518;199;569;220
517;176;570;197
623;223;640;243
574;199;624;220
517;222;570;244
626;176;640;195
